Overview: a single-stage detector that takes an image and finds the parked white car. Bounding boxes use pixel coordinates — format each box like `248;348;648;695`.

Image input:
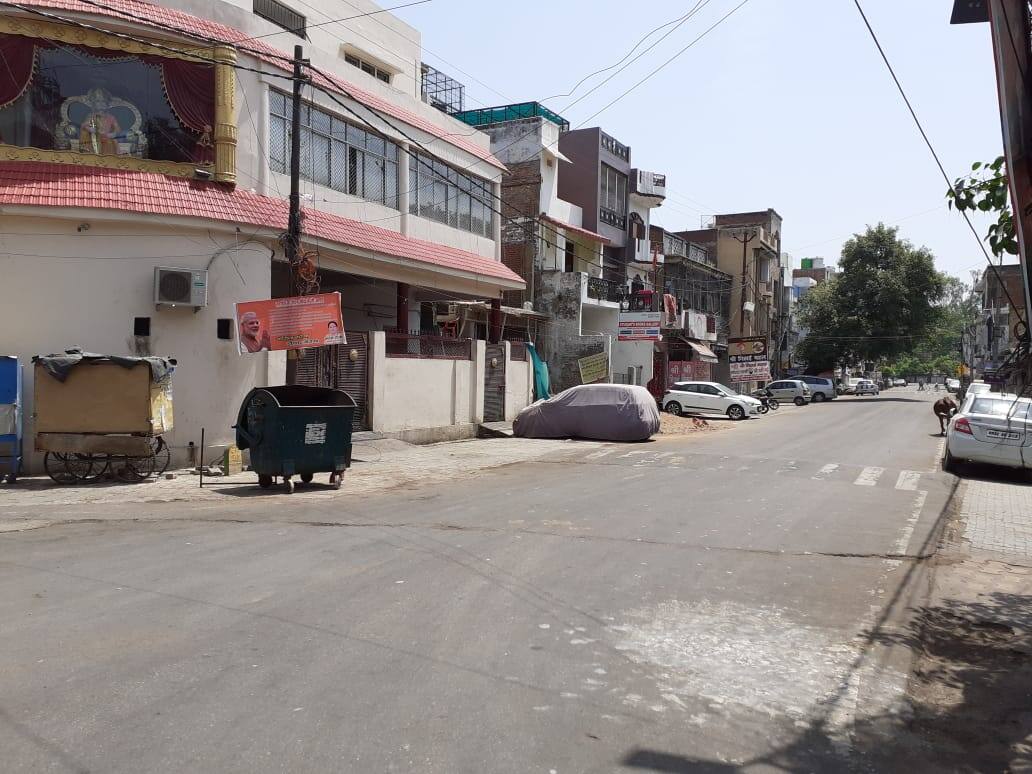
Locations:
662;381;762;421
853;379;880;396
946;378;961;394
764;379;812;406
893;378;906;387
795;375;837;402
943;393;1032;479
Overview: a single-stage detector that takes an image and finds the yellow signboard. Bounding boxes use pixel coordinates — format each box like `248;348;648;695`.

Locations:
578;351;609;384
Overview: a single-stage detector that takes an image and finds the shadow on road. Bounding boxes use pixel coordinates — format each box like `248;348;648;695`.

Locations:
951;461;1032;487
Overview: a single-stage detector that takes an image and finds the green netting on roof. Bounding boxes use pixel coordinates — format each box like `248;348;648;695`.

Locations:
452;102;570;131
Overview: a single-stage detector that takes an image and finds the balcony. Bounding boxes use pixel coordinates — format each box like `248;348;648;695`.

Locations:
631;169;666;203
586;276;625;304
599;207;627;229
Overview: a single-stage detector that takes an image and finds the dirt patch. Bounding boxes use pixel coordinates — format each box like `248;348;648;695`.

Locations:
658;413;727;435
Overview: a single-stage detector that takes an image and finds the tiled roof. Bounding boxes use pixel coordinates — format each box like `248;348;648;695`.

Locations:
0;162;524;286
539;213;611;245
9;0;506;171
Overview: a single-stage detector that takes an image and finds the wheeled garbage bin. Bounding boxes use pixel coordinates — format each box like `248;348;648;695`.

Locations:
235;386;356;493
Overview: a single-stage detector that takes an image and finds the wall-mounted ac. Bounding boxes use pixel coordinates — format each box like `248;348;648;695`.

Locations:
154;267;208;307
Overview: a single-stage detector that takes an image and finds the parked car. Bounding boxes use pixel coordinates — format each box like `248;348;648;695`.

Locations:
662;381;762;421
764;379;812;406
513;384;661;441
853;379;880;396
893;378;906;387
840;378;863;395
946;378;961;394
795;375;837;402
967;381;992;396
943;393;1032;479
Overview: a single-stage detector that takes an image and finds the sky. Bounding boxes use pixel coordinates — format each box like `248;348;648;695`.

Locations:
394;0;1007;280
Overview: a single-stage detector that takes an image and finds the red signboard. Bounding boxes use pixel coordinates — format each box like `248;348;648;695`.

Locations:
235;292;345;354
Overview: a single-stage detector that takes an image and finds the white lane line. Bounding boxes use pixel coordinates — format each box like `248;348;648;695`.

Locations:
813;463;839;480
853;466;885;487
895;470;921;491
893;490;927;556
585;449;614;461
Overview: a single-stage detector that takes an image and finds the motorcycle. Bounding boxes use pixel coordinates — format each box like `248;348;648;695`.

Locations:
750;388;780;414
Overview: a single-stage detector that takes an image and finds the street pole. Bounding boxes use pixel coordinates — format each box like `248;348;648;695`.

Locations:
285;44;307;385
731;229;756;337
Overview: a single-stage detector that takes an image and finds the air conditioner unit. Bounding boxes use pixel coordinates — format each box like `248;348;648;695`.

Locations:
154;267;208;307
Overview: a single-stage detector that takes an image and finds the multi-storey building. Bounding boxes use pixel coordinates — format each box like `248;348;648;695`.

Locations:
969;263;1028;378
0;0;529;469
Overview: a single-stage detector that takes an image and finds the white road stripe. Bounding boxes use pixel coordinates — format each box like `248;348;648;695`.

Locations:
895;470;921;491
853;466;885;487
813;463;839;480
585;449;614;461
893;490;927;556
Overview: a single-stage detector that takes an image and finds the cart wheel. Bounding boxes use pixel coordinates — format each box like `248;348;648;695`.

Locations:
119;452;156;482
258;474;273;489
150;436;172;475
44;452;102;484
44;452;74;484
300;473;314;484
284;478;295;494
76;454;110;484
331;472;343;490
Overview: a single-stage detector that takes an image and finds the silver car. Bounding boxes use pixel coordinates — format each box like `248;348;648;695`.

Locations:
943;393;1032;479
764;379;812;406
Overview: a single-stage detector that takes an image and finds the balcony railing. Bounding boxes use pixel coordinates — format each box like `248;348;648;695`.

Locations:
451;102;570;131
599;207;627;229
587;276;624;303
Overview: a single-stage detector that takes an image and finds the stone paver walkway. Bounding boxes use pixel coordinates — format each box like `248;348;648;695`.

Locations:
960;478;1032;560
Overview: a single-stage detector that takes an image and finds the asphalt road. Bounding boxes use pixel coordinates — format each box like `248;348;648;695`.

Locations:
0;389;959;773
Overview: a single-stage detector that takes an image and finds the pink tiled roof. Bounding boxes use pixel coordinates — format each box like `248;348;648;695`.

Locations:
539;213;610;245
0;162;524;286
9;0;506;171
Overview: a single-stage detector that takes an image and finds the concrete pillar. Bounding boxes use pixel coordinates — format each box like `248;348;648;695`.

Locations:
472;340;486;424
398;144;411;236
368;331;386;432
489;297;502;343
397;282;410;333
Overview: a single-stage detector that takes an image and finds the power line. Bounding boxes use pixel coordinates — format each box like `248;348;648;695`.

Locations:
851;0;1025;327
574;0;752;129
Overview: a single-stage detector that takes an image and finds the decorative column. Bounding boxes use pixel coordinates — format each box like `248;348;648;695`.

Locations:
212;45;238;185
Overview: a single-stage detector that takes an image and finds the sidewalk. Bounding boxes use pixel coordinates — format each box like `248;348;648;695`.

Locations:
879;468;1032;771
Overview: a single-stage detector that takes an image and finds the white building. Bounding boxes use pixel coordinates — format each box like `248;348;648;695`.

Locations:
0;0;530;471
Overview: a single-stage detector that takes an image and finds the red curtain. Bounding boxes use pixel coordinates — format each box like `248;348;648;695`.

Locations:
160;58;215;134
0;35;37;109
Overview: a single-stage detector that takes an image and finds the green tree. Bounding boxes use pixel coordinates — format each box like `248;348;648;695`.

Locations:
795;224;946;372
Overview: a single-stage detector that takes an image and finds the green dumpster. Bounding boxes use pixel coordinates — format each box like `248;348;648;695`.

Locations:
234;386;356;493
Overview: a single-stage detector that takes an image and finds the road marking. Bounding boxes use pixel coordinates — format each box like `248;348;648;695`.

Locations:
893;490;927;556
853;466;885;487
895;470;921;491
585;449;615;461
813;463;839;480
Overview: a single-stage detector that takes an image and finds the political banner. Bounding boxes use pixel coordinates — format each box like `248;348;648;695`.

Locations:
235;292;345;355
618;311;662;341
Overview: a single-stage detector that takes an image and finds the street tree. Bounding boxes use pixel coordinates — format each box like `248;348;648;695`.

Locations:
795;224;946;372
947;157;1017;258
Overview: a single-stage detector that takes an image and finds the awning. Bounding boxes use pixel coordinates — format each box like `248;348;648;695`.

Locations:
686;341;719;363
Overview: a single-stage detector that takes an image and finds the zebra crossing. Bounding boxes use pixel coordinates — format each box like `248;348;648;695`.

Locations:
573;448;930;492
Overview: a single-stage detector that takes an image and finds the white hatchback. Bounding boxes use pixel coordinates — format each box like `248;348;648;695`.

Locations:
662;381;762;421
944;393;1032;478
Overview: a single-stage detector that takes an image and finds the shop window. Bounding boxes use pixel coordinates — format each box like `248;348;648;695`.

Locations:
0;34;215;165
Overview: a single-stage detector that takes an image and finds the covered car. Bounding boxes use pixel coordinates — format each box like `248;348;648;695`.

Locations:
513;384;661;441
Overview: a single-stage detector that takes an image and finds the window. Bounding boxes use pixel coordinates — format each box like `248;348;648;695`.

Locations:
408;149;494;238
269;91;399;208
344;53;392;84
600;163;627;227
698;385;720;396
0;37;211;165
970;398;1032;419
254;0;305;37
563;238;576;272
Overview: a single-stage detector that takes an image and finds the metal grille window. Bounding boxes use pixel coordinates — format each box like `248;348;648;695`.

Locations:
269;91;399;209
253;0;305;37
409;150;494;238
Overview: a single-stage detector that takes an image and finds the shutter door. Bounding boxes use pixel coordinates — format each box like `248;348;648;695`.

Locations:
336;333;369;431
484;343;505;422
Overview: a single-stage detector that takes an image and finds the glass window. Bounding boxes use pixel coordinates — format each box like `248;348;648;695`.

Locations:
0;40;209;165
268;90;399;209
408;149;494;238
970;399;1032;419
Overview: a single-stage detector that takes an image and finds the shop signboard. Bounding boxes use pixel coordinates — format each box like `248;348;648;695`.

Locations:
235;292;345;355
728;336;770;383
618;311;662;341
668;360;712;384
578;351;610;384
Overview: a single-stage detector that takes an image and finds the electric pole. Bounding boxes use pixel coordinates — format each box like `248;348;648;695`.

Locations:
731;229;756;337
285;44;309;385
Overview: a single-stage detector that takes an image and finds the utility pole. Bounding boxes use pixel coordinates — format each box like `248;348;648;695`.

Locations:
731;229;756;337
285;44;309;385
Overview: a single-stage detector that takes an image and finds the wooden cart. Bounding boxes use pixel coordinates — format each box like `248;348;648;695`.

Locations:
34;359;174;483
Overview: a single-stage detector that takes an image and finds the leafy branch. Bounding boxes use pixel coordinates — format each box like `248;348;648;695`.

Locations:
946;156;1018;257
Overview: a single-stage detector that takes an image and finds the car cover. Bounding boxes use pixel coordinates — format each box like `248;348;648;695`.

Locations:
513;384;660;441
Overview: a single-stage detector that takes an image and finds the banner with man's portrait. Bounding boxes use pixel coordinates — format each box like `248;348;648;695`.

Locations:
235;293;345;355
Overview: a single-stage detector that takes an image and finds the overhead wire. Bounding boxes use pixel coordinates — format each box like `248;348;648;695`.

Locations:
851;0;1026;327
